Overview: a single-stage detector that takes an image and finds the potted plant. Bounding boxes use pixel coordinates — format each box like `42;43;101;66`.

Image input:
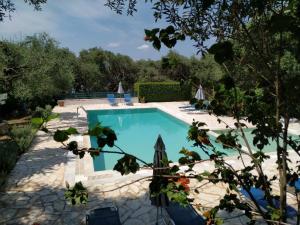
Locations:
57;100;64;107
139;96;146;103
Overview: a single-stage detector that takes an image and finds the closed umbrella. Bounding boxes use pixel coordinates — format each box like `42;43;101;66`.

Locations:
195;84;205;100
150;135;169;225
117;82;124;103
117;82;124;94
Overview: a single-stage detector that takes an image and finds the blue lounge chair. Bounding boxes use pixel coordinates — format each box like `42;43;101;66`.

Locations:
241;187;297;218
107;94;117;106
124;93;133;105
86;207;122;225
291;178;300;190
166;202;206;225
287;177;300;194
179;100;210;113
202;100;210;110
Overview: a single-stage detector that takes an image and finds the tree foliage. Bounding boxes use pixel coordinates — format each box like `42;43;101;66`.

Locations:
75;48;138;92
0;0;47;21
102;0;300;223
0;32;222;121
0;33;76;114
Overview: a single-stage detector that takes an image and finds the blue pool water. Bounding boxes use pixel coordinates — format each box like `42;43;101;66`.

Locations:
87;108;234;171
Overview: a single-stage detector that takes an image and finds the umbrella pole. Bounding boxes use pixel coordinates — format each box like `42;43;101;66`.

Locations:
156;206;159;225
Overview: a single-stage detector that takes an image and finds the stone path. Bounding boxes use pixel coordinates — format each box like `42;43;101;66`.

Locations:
0;113;167;225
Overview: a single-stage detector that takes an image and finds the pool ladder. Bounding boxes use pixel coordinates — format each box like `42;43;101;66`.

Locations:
77;106;87;118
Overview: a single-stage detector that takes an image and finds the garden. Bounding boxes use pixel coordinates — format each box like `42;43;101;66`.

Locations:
0;0;300;225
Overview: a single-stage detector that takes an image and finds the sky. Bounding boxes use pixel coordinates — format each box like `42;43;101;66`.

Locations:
0;0;210;60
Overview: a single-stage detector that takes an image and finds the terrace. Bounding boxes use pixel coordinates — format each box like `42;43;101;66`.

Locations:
1;99;299;225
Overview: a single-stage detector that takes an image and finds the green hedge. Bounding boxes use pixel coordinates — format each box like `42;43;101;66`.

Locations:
134;82;191;102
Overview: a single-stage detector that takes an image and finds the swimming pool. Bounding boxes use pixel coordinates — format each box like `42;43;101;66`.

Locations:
87;108;234;171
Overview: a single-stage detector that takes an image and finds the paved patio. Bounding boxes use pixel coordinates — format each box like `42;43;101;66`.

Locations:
0;99;299;225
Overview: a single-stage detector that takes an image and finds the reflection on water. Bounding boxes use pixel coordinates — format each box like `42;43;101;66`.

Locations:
118;116;123;128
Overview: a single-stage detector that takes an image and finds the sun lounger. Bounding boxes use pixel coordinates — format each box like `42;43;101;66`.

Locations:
165;201;206;225
202;100;210;110
240;187;297;218
179;100;210;113
287;177;300;194
86;206;122;225
124;93;133;105
107;94;117;106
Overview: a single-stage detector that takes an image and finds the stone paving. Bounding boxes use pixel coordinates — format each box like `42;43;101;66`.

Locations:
0;100;299;225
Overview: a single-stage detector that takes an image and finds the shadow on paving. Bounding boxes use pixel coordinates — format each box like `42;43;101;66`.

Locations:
47;112;88;133
0;184;164;225
1;145;67;191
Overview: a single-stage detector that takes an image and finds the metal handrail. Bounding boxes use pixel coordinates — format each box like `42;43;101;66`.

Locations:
77;106;87;118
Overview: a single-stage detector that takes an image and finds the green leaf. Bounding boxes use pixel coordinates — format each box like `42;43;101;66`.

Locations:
65;127;79;135
144;29;152;36
196;175;204;182
208;41;234;64
89;149;100;158
88;124;103;136
178;157;189;165
145;28;159;36
179;148;189;155
165;25;175;34
189;151;201;161
113;154;140;175
153;37;161;50
216;131;238;149
45;113;59;122
176;33;185;41
79;151;85;159
67;141;78;151
97;137;107;148
170;165;180;174
41;127;49;133
103;127;117;146
53;130;69;142
152;28;160;35
64;182;88;205
31;117;43;126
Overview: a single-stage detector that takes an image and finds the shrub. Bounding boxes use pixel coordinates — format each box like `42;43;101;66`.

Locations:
134;82;191;102
31;105;58;132
10;124;35;153
33;105;53;119
0;140;19;182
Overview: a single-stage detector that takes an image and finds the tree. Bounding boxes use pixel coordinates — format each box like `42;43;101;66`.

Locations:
75;48;138;92
136;59;169;82
189;54;224;97
15;33;75;107
161;51;191;82
102;0;300;223
0;0;46;22
0;33;76;114
75;49;103;92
